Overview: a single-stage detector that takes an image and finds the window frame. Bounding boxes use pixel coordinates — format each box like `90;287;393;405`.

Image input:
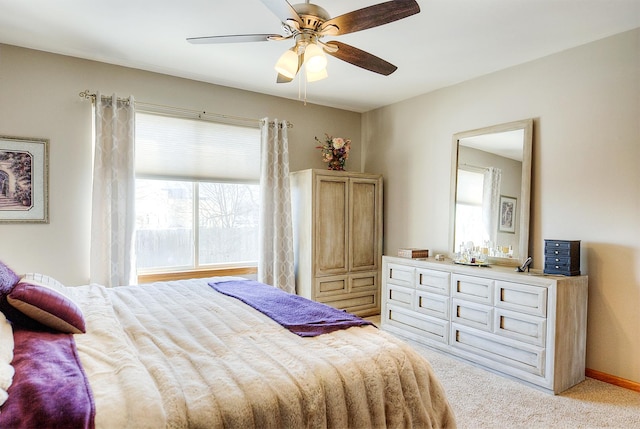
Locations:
134;112;261;282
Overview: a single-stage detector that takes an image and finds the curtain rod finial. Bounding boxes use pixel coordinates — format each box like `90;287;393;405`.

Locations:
79;90;95;100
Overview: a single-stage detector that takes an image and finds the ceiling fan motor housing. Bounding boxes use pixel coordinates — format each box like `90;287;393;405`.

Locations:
292;3;330;31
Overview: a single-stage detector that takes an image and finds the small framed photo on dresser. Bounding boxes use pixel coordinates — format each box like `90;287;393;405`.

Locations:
499;195;516;233
0;135;49;223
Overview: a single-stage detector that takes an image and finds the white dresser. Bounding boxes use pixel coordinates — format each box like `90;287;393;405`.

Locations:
381;255;588;394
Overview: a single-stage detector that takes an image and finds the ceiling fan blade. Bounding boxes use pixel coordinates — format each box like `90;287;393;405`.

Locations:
187;34;282;44
260;0;303;27
324;41;397;76
319;0;420;36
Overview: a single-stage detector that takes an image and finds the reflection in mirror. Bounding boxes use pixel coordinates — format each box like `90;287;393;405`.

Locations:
449;119;533;266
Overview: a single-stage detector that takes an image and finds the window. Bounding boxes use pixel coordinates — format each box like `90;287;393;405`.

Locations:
134;113;261;272
455;168;485;248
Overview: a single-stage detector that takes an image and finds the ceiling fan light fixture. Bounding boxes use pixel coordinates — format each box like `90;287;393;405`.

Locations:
274;49;299;78
306;67;328;83
303;43;327;73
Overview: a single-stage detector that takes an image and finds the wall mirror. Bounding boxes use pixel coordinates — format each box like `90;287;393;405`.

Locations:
449;119;533;266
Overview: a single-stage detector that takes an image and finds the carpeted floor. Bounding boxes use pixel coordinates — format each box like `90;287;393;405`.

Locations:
402;336;640;428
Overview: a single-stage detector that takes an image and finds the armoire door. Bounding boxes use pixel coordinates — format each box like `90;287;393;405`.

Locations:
314;175;349;276
349;177;381;272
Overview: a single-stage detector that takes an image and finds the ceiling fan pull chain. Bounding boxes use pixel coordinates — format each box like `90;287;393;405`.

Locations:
304;73;308;106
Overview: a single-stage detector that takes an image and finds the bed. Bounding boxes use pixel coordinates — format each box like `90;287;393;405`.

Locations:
0;267;456;429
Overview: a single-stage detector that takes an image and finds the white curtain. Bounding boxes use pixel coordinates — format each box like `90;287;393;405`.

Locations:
90;93;136;287
258;118;295;293
482;167;502;245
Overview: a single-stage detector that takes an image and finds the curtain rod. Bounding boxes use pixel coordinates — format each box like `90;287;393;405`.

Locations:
459;163;490;171
78;90;293;128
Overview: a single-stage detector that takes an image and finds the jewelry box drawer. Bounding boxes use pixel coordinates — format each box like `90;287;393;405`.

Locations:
544;256;574;266
544;240;580;257
544;240;576;250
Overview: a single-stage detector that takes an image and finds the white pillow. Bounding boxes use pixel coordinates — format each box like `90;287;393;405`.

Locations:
0;312;15;407
21;273;67;294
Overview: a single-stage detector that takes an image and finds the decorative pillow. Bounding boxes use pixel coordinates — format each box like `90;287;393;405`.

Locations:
0;312;15;407
0;261;20;295
20;273;67;295
6;282;86;334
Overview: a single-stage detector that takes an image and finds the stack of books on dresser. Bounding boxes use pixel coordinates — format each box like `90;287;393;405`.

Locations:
397;248;429;259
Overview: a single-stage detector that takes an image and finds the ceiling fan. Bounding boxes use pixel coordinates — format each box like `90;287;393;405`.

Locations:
187;0;421;83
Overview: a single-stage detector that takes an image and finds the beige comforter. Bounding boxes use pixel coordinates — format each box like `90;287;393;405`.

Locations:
70;277;455;429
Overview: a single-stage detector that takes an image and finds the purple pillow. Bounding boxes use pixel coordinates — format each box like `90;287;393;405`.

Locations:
6;282;86;334
0;261;20;295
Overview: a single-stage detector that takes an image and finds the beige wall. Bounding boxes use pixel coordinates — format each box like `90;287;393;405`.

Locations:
363;29;640;383
0;44;360;285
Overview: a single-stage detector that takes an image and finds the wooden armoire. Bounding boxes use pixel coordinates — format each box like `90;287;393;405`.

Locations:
290;169;383;317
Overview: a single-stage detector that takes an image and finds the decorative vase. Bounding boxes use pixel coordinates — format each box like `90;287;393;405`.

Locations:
328;157;346;171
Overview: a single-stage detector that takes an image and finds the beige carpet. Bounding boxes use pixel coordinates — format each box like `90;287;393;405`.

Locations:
402;337;640;428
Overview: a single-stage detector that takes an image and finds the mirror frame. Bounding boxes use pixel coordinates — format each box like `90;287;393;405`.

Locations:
449;118;534;266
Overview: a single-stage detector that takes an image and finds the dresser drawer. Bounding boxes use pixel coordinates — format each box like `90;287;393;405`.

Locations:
452;324;545;376
451;274;494;305
386;283;414;308
495;308;546;347
387;304;449;344
452;299;493;331
416;291;450;320
495;281;547;317
416;268;450;296
386;263;415;288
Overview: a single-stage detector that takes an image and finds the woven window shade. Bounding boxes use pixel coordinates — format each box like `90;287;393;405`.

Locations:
135;113;260;182
457;169;484;205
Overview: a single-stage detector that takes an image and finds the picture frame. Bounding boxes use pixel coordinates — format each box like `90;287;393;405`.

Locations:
499;195;516;233
0;135;49;223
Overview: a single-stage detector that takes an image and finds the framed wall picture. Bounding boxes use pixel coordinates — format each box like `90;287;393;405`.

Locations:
0;136;49;223
499;195;516;233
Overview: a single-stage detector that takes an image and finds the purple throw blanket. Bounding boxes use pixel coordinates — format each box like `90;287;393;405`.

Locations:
0;328;95;429
209;280;375;337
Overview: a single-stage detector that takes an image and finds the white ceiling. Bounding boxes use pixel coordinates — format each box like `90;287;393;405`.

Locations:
460;130;524;162
1;0;638;112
